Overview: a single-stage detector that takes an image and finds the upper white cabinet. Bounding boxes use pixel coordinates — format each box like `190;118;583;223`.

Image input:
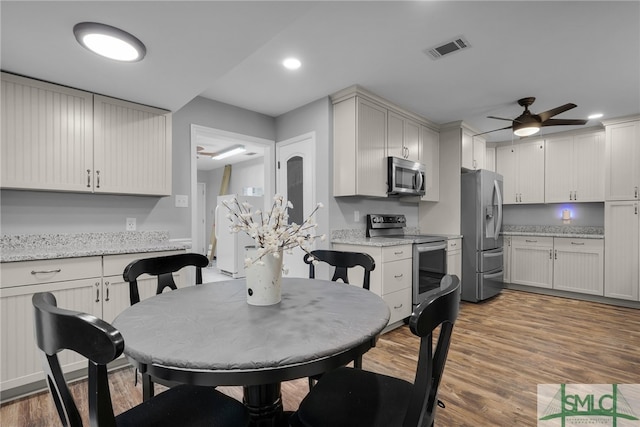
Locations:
485;146;496;172
0;72;172;196
461;128;485;170
545;131;605;203
387;111;420;162
496;140;545;204
94;95;172;196
605;118;640;201
1;72;94;192
331;85;437;198
421;125;439;202
333;95;387;197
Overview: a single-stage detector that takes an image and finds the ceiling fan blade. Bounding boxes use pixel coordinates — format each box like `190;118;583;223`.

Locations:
541;118;588;127
473;125;513;136
487;115;513;122
537;103;577;122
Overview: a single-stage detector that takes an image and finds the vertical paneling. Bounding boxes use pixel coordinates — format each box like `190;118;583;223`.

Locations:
605;120;640;200
93;95;171;196
575;132;605;202
357;98;387;197
544;136;574;202
0;73;93;191
517;141;545;203
553;239;604;295
511;237;553;288
496;146;517;204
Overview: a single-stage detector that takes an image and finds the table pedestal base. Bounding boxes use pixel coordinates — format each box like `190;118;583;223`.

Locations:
243;383;289;427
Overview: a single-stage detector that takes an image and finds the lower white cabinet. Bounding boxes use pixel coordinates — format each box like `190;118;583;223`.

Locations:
0;250;185;399
446;238;462;281
604;201;639;301
508;235;605;296
503;236;512;283
511;236;554;288
333;243;413;326
553;238;604;296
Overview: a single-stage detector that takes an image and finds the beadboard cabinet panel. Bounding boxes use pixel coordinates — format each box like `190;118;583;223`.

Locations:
1;73;93;192
604;201;639;301
510;237;553;288
605;120;640;201
93;95;172;196
553;238;603;295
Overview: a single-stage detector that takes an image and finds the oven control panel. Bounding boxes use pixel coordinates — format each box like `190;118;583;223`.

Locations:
366;214;406;229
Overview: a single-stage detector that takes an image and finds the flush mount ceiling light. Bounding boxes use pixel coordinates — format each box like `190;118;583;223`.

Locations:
282;57;301;70
211;145;246;160
513;119;541;137
74;22;146;62
588;113;604;120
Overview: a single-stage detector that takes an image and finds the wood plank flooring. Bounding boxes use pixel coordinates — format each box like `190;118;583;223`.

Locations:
2;289;639;426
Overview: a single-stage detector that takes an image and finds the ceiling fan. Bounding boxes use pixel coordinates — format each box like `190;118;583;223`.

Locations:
478;97;588;137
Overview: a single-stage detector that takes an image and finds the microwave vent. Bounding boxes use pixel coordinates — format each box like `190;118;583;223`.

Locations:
424;36;470;60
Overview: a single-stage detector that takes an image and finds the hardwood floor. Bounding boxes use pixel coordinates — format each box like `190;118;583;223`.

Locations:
2;289;639;426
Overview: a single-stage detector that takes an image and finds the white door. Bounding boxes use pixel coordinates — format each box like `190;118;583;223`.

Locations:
197;183;206;255
276;133;316;278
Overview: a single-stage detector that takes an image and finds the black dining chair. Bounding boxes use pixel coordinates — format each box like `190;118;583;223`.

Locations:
122;252;209;399
123;252;209;305
32;292;250;427
289;275;460;427
303;249;376;388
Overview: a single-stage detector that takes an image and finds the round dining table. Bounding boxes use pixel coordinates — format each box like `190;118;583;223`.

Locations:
112;278;390;427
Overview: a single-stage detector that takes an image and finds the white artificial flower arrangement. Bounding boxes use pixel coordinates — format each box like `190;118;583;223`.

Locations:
222;194;325;269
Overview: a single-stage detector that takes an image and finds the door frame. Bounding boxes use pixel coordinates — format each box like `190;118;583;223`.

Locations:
190;124;275;261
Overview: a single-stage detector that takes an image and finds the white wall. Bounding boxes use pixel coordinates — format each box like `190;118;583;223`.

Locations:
503;203;604;227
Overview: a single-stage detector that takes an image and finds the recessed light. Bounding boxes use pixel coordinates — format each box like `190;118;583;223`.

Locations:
588;113;604;120
74;22;146;62
282;57;301;70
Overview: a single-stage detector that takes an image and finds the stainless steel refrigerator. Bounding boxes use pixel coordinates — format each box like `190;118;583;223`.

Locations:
461;169;504;302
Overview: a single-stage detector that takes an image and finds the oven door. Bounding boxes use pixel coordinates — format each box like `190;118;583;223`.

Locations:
412;241;447;306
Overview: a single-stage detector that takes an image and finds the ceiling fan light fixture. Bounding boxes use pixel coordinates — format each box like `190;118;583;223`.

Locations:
513;122;541;137
211;145;246;160
74;22;146;62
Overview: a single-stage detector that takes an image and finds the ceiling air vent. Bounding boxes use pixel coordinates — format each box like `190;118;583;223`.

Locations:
424;36;470;60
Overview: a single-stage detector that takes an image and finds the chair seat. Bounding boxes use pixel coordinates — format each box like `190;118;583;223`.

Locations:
295;367;413;427
116;384;249;427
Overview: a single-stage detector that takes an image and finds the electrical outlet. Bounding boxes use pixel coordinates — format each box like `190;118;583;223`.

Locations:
175;195;189;208
354;210;360;222
126;218;136;231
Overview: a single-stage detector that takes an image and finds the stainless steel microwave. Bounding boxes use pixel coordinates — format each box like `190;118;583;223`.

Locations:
387;157;426;196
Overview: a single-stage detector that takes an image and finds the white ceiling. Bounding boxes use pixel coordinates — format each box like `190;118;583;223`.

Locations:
2;1;639;149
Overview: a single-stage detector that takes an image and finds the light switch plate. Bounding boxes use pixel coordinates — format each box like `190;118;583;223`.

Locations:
354;210;360;222
175;195;189;208
126;218;136;231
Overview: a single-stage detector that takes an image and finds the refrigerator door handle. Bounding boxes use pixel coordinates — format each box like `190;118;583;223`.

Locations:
493;179;503;240
484;271;503;279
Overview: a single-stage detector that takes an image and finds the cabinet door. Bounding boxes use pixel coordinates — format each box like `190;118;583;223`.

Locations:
356;98;388;197
496;146;517;204
485;146;496;172
511;237;553;288
575;132;605;202
387;111;404;159
553;238;603;295
604;201;639;300
421;125;439;202
517;141;545;203
1;73;94;192
545;136;574;203
473;137;486;170
0;278;102;392
605;120;640;201
461;129;474;170
503;236;511;283
404;118;421;162
93;95;172;196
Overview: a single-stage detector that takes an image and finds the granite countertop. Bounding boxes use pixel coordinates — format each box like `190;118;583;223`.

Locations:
0;231;191;262
502;225;604;239
331;229;462;247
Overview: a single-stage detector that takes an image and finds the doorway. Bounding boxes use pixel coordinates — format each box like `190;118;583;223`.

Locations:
276;132;316;278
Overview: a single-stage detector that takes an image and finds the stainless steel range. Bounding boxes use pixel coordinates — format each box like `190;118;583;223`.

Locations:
366;214;448;310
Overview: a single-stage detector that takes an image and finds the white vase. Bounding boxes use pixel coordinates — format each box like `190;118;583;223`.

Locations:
244;247;283;306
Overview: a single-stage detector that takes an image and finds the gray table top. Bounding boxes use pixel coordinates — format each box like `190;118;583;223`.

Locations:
113;278;390;377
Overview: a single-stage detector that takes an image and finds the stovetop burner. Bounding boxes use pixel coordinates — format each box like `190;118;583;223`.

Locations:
366;214;446;244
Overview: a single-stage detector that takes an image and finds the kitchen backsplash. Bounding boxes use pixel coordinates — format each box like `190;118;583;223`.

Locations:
502;225;603;235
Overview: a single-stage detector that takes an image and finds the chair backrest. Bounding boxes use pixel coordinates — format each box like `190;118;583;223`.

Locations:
404;274;460;427
303;250;375;290
123;252;209;305
32;292;124;427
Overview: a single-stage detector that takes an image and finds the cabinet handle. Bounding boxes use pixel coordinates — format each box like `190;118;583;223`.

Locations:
450;243;457;247
394;274;403;279
574;191;577;201
635;186;638;198
571;242;585;245
96;170;100;188
635;204;638;215
549;249;553;259
554;249;557;260
31;268;61;275
105;281;110;302
394;251;404;255
393;303;403;309
525;239;537;243
86;169;91;188
95;282;100;303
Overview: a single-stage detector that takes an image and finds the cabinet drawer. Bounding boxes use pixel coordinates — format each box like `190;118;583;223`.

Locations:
1;257;102;288
447;238;461;252
383;287;412;325
382;259;412;294
553;238;603;252
381;245;412;262
103;250;185;277
512;236;554;248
